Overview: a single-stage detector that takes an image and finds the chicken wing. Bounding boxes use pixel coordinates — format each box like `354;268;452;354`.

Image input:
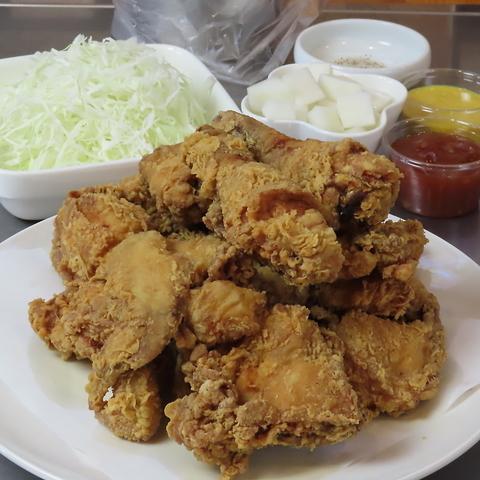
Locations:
211;110;401;231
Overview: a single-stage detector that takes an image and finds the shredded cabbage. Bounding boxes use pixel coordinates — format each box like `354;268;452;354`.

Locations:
0;35;212;171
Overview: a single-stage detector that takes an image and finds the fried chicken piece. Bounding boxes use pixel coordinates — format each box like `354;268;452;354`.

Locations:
141;127;344;286
140;143;209;227
248;263;309;306
30;231;192;439
166;232;225;285
334;281;446;416
86;364;162;442
311;261;418;319
52;185;149;282
212;157;343;285
212;110;401;230
166;233;255;287
165;305;361;479
340;219;427;279
186;280;267;346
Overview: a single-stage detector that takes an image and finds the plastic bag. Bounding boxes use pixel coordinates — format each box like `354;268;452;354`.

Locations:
111;0;319;85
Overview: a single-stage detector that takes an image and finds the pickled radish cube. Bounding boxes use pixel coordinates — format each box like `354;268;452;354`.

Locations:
282;68;326;105
247;78;291;114
308;105;343;132
294;101;308;121
336;92;376;129
369;90;392;112
318;74;362;100
317;98;337;107
306;63;332;81
262;99;296;121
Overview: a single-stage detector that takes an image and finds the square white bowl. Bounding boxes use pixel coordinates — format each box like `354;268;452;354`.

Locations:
0;44;238;220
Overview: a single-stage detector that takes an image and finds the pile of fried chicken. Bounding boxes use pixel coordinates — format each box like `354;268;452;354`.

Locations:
29;111;446;479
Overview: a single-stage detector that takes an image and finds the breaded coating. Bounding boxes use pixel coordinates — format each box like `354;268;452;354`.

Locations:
86;232;191;405
166;232;225;285
30;232;192;438
29;281;110;361
334;281;446;416
212;110;401;230
51;186;149;282
166;233;254;287
340;219;427;279
186;280;267;346
311;261;418;319
165;305;361;479
141;126;344;286
87;365;162;442
212;156;343;285
248;263;309;306
140;144;207;227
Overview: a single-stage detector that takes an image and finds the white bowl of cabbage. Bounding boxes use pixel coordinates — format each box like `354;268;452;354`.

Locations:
241;63;407;152
0;36;238;220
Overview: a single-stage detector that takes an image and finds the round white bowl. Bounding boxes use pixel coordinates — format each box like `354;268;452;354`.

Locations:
0;44;238;220
241;63;407;152
294;19;431;81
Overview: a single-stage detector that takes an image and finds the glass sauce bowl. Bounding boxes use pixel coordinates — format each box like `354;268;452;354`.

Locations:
382;117;480;217
402;68;480;136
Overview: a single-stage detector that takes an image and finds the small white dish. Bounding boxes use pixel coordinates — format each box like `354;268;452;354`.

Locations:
294;19;431;81
0;44;238;220
241;63;407;152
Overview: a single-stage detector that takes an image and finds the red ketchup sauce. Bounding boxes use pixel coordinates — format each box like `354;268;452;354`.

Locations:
390;131;480;217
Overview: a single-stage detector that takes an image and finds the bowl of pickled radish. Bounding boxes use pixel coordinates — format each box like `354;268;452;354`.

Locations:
241;63;407;151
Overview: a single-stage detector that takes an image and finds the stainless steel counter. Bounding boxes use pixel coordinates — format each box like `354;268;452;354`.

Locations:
1;3;479;479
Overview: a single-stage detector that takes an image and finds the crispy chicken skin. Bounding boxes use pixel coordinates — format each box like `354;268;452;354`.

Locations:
186;280;267;346
141;126;344;286
334;281;446;417
80;232;191;406
211;110;401;230
166;233;255;287
30;231;192;439
248;263;310;306
340;219;427;279
311;261;419;319
140;144;208;227
165;305;362;479
86;365;162;442
51;185;149;282
51;175;188;283
211;155;343;285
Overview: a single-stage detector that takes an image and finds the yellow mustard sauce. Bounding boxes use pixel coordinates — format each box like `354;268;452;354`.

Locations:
403;85;480;135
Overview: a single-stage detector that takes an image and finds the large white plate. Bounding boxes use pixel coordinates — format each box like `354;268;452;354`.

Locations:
1;217;480;480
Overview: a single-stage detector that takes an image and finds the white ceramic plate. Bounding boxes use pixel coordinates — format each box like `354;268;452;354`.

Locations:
1;217;480;480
